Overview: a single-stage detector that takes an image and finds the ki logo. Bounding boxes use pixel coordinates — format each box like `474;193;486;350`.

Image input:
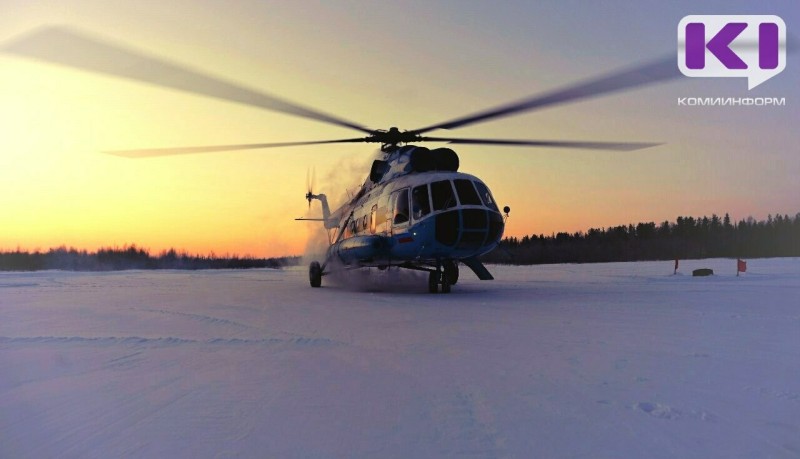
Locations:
678;15;786;90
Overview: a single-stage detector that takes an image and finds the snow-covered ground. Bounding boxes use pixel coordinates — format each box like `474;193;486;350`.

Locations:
1;259;799;458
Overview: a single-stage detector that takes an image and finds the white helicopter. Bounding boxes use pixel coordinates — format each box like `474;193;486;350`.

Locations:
3;27;679;293
297;141;506;293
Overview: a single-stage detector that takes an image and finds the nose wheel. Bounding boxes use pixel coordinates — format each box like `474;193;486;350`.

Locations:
428;263;453;293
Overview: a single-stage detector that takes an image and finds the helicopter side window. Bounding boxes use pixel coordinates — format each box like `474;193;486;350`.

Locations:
454;179;481;205
393;189;410;225
411;184;431;221
474;181;499;211
431;180;456;211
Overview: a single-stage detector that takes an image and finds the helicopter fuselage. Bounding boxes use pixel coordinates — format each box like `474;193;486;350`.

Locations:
327;170;503;269
300;143;507;294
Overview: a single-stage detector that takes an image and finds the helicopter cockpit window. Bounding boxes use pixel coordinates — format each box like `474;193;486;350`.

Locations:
474;181;499;211
411;184;431;220
431;180;456;211
393;189;410;225
454;179;481;205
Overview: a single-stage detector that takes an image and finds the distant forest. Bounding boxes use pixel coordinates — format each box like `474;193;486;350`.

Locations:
481;212;800;265
3;213;798;271
0;246;300;272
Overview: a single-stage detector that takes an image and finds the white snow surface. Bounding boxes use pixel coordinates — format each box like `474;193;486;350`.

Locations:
1;259;799;458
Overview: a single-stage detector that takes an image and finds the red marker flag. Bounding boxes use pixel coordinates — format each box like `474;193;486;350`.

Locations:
674;258;679;274
737;259;747;274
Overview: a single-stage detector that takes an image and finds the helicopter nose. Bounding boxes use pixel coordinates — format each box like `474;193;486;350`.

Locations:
434;208;504;251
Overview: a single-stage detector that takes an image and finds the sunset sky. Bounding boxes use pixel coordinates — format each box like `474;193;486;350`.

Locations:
1;0;798;257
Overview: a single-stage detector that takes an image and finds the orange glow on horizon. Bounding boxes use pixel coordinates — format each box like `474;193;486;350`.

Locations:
2;3;797;258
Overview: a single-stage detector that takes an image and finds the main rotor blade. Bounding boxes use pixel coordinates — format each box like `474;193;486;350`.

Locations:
421;137;661;151
412;55;678;134
106;138;367;158
2;26;373;134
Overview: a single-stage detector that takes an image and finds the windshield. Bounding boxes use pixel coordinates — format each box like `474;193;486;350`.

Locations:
473;181;499;211
431;180;456;211
454;179;481;205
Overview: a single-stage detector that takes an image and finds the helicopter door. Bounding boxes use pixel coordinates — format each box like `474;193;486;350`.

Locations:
391;188;410;234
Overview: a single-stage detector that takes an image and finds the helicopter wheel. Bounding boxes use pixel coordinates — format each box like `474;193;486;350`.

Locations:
428;268;451;294
309;261;322;288
443;260;459;285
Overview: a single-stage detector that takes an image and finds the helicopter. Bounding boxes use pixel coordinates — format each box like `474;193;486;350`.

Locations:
3;27;681;293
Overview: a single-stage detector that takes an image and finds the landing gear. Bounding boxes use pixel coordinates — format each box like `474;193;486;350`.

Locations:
309;261;322;288
428;262;454;294
441;276;451;293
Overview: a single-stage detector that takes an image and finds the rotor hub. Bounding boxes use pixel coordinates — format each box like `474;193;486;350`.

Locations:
367;127;422;150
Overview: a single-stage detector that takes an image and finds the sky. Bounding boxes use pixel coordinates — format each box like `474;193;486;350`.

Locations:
1;0;798;257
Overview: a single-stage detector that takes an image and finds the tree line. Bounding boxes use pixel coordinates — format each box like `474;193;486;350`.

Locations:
0;245;300;271
3;212;798;271
481;212;800;265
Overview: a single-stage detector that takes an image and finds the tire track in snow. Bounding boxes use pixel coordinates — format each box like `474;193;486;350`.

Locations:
632;401;717;422
0;335;339;347
103;351;145;370
134;308;256;330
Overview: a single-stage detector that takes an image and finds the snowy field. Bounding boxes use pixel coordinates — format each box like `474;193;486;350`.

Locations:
1;259;799;458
